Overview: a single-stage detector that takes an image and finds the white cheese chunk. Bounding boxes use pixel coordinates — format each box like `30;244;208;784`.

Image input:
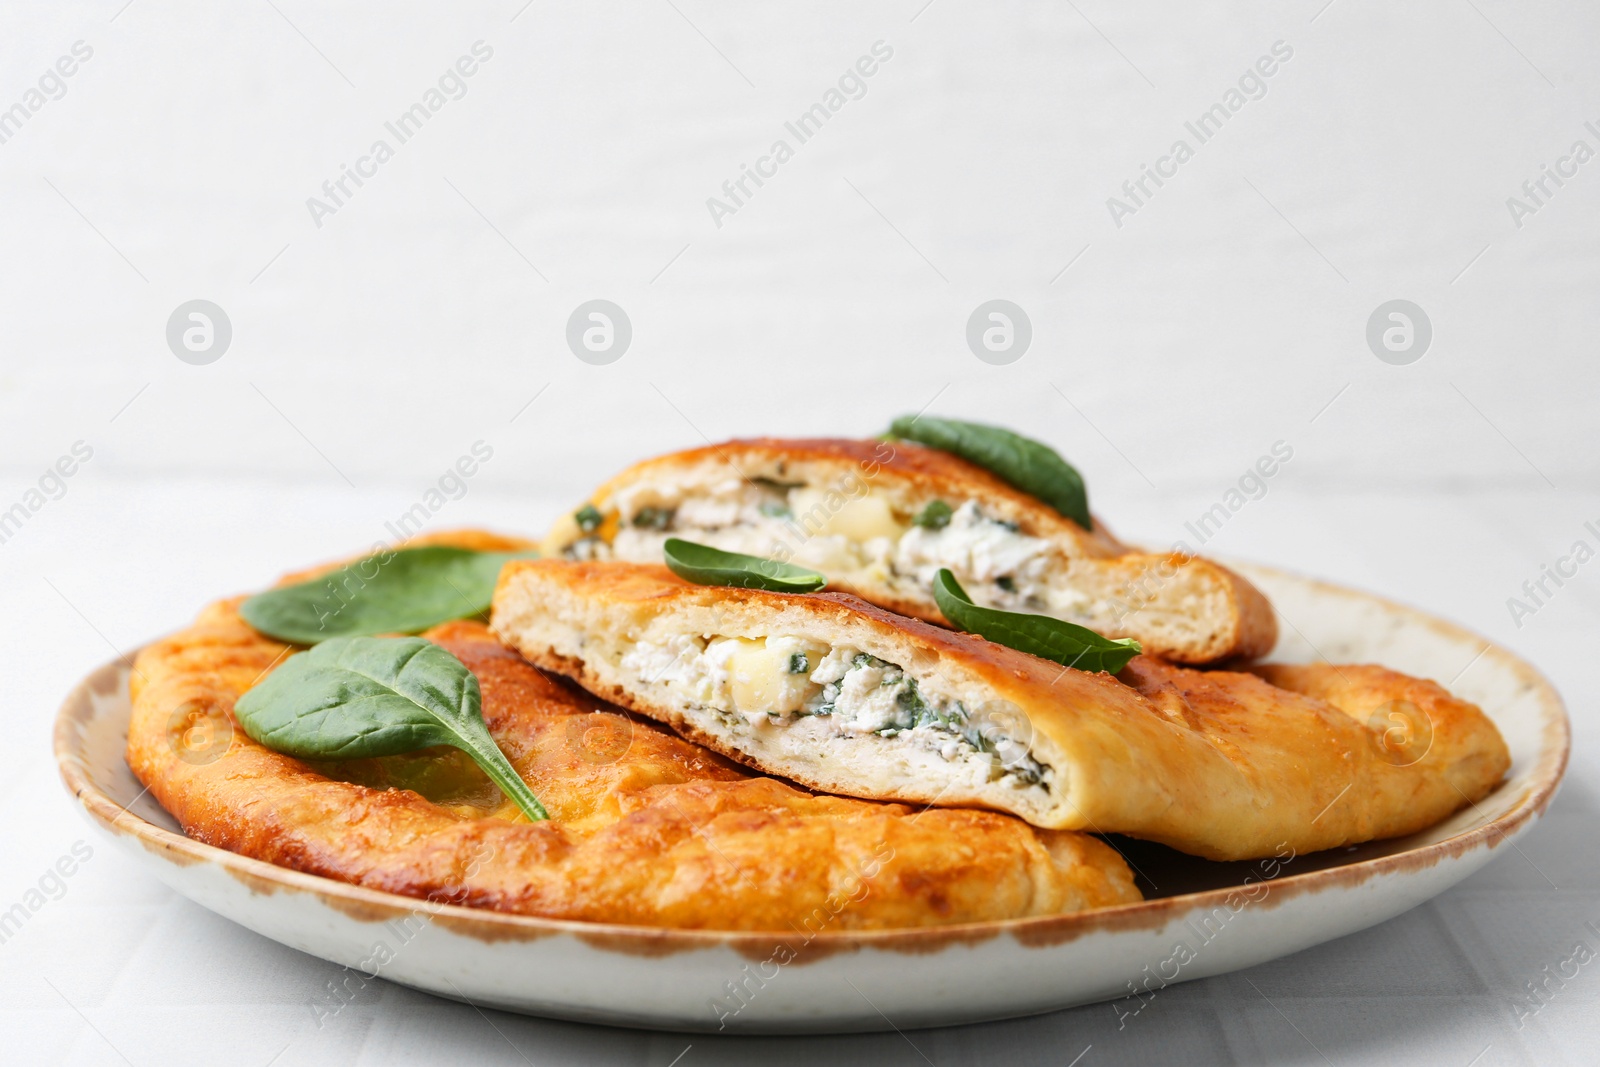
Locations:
717;635;825;717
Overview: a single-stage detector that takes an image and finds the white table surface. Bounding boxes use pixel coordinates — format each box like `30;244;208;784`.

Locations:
0;481;1593;1067
2;0;1597;1063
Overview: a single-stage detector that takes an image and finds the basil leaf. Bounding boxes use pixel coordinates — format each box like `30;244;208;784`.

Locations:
932;568;1141;673
888;416;1091;531
234;636;548;821
240;546;538;645
662;538;826;593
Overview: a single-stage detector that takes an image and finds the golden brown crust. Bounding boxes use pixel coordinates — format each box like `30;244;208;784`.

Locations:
1201;556;1281;663
125;539;1140;930
496;560;1511;861
1109;658;1512;858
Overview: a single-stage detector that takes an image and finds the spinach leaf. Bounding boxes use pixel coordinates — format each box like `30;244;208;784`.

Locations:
240;545;538;645
233;636;548;821
662;538;826;593
932;568;1140;673
888;416;1091;530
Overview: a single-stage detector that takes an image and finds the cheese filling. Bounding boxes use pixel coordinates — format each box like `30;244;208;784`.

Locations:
562;478;1098;617
619;633;1049;790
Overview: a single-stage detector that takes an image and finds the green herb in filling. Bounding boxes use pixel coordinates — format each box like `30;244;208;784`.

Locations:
574;504;603;532
788;652;810;674
632;506;673;529
913;500;953;530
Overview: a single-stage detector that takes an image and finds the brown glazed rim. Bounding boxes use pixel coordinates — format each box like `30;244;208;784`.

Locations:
54;560;1571;960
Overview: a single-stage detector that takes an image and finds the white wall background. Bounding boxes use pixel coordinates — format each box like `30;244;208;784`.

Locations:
1;0;1595;498
2;3;1598;1065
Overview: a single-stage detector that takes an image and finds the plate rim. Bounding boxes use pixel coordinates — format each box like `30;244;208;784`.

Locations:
54;558;1571;959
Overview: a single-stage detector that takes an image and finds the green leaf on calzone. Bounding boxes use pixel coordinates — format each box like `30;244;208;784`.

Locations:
662;538;826;593
233;635;548;821
932;568;1141;674
240;545;538;645
888;415;1091;531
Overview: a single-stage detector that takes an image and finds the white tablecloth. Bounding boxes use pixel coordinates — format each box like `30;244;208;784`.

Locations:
2;0;1596;1062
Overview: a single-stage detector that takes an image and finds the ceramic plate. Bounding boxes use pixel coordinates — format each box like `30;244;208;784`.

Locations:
54;562;1569;1034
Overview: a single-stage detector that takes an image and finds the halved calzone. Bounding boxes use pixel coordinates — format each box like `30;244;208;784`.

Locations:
492;559;1511;861
542;437;1275;664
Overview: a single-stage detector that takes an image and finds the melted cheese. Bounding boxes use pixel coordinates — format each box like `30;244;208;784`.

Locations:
790;489;906;543
722;636;827;715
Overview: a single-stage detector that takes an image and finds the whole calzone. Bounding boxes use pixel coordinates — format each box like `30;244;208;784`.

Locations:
127;575;1139;930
